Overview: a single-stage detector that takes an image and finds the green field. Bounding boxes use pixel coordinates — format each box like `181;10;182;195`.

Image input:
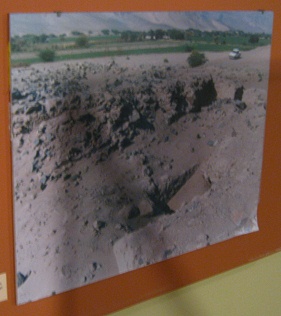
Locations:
10;30;271;67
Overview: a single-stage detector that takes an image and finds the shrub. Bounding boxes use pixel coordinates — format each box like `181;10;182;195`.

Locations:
187;50;207;68
75;35;89;48
38;49;56;62
249;34;259;44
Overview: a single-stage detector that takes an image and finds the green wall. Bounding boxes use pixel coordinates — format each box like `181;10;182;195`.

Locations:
111;251;281;316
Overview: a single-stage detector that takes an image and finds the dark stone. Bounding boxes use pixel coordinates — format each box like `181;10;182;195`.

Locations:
151;199;174;216
68;147;82;161
128;206;141;219
164;136;169;142
120;137;132;149
26;102;46;115
84;131;92;147
17;271;31;287
32;159;43;173
145;184;174;217
20;124;31;134
40;175;49;190
12;90;27;100
64;174;71;181
163;249;173;259
34;138;43;147
133;115;155;131
78;113;95;126
93;220;107;231
191;76;217;112
235;100;247;111
234;85;244;101
40;175;49;184
70;95;81;108
168;81;189;123
92;262;102;270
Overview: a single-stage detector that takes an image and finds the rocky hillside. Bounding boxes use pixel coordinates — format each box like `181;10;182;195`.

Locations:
10;11;273;36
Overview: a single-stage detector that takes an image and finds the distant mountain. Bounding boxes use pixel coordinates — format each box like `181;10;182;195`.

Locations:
10;11;273;36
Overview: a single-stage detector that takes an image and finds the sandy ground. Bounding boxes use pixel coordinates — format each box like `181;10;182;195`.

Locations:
11;46;271;303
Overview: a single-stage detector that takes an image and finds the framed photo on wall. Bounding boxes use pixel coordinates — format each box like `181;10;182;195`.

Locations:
9;10;273;305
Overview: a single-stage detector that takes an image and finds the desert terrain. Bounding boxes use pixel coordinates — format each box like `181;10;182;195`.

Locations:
11;46;271;303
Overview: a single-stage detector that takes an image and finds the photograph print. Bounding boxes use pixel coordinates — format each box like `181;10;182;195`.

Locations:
10;10;273;304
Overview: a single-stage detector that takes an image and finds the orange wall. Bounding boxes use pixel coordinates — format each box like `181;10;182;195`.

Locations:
1;1;281;315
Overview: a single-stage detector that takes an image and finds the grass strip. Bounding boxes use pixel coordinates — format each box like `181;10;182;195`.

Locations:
10;43;269;67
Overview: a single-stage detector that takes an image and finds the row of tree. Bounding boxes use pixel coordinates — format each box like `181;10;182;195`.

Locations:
119;29;270;43
11;28;270;52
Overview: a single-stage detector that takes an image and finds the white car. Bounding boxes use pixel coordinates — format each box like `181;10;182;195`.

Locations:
229;48;241;59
